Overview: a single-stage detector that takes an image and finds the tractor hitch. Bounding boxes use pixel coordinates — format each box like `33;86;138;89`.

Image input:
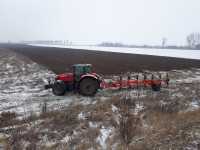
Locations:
44;79;54;90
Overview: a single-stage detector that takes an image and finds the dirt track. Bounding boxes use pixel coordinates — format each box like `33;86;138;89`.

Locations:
1;44;200;74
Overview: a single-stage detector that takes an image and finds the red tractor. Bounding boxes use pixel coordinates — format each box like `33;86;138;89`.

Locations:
45;64;101;96
45;64;169;96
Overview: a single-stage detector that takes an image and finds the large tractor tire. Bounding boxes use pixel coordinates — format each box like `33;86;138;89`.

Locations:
52;81;66;96
78;78;99;96
151;84;161;92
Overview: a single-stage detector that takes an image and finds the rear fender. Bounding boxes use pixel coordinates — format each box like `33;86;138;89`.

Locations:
79;74;101;87
80;74;99;81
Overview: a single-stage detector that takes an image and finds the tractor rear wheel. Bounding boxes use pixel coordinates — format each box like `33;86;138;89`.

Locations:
52;81;66;96
79;78;99;96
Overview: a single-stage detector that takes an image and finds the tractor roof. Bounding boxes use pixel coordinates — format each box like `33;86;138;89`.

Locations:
72;64;92;67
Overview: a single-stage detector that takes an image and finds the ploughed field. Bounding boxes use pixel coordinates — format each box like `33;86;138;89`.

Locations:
1;43;200;74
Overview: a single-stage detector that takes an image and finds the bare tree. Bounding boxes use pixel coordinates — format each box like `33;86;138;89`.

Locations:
162;38;167;48
186;33;200;48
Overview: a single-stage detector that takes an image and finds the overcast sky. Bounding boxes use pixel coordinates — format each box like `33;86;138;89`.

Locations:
0;0;200;45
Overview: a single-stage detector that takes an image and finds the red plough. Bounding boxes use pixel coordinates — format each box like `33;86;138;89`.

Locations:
100;74;169;91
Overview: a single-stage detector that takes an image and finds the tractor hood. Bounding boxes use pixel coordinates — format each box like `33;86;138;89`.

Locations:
56;73;74;81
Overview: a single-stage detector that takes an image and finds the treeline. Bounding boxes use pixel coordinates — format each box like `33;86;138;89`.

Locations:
98;42;197;50
21;40;72;45
99;32;200;50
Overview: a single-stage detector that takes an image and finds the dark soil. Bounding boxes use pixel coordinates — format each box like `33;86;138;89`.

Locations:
1;43;200;75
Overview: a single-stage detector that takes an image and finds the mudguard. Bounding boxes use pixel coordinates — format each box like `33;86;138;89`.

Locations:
80;73;102;83
81;74;98;79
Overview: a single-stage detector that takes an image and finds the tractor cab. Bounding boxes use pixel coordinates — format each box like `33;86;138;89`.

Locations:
72;64;92;81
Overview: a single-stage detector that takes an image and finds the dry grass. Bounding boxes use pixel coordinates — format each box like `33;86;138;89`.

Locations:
131;109;200;149
0;112;18;128
1;94;200;149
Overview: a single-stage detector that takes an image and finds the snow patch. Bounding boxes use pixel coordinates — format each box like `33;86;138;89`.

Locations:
97;127;112;149
134;103;144;115
89;122;98;128
111;105;118;113
188;100;200;111
61;135;71;143
78;112;86;120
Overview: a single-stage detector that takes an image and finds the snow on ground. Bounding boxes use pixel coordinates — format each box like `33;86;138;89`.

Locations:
0;50;53;115
187;99;200;111
97;126;112;149
0;49;98;116
30;44;200;60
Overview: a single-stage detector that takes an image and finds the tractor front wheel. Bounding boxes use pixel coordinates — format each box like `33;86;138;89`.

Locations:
52;81;66;96
79;78;99;96
151;84;161;92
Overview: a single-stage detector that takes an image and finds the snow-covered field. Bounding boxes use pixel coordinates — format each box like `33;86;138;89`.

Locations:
30;44;200;60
